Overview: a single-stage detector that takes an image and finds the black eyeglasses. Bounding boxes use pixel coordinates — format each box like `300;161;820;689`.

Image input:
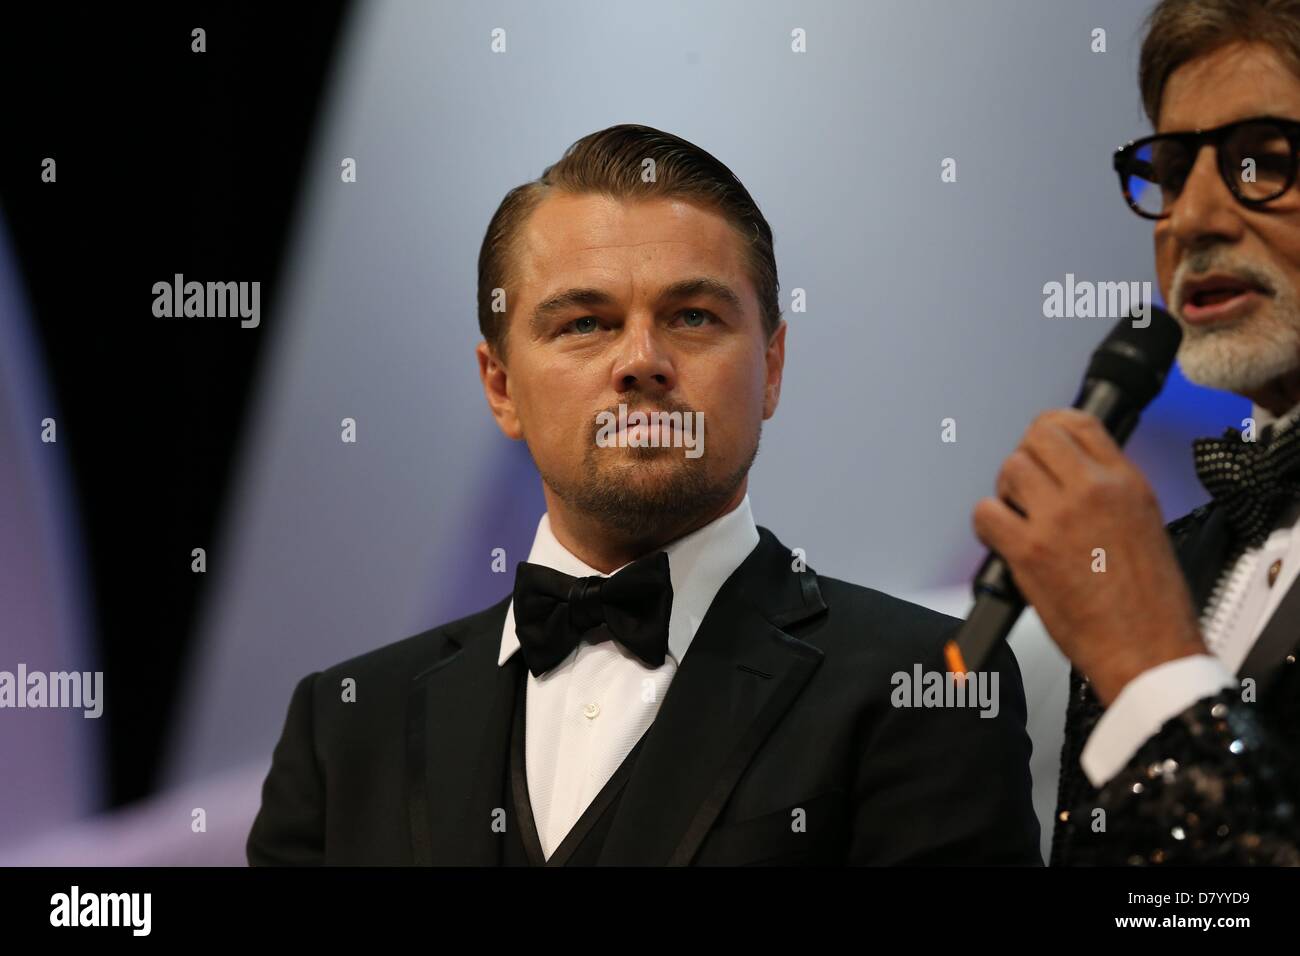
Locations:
1113;115;1300;219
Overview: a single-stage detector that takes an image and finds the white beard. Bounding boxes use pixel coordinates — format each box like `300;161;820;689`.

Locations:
1172;249;1300;394
1176;310;1300;392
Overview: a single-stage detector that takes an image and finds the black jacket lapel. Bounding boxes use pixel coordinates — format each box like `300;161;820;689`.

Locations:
1170;499;1300;690
406;594;516;865
1173;504;1233;614
1237;573;1300;691
597;526;829;865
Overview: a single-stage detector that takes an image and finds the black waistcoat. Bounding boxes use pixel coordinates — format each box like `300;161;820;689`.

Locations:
500;657;649;866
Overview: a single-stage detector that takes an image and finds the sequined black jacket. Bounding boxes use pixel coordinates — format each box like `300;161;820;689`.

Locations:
1051;503;1300;865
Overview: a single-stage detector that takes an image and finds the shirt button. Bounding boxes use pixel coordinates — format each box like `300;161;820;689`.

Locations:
1269;559;1283;587
583;702;600;720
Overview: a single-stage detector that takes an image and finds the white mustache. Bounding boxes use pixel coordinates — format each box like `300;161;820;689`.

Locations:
1171;254;1279;314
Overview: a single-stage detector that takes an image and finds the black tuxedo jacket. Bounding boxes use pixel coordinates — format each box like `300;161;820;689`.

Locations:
248;525;1042;865
1052;502;1300;865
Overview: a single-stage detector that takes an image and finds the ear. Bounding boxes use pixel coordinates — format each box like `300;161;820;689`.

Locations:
476;340;524;440
762;319;786;420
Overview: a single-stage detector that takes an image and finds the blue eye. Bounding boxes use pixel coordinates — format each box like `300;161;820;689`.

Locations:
568;316;599;334
679;309;714;327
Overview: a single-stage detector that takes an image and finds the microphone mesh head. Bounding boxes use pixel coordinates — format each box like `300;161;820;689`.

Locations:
1085;305;1182;407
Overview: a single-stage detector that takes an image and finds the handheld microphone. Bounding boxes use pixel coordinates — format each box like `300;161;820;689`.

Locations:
944;305;1183;675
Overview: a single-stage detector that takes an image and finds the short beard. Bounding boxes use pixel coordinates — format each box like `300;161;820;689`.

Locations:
539;430;759;543
1177;317;1300;392
1174;248;1300;392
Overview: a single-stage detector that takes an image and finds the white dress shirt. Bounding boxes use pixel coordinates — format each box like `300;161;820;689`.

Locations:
1082;401;1300;786
497;494;760;859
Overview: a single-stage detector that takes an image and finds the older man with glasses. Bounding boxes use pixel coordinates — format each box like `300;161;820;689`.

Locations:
973;0;1300;865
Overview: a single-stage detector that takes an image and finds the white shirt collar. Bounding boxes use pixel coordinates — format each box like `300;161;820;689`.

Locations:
498;494;760;668
1252;399;1300;436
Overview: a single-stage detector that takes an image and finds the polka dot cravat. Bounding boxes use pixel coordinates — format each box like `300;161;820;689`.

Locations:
1193;422;1300;549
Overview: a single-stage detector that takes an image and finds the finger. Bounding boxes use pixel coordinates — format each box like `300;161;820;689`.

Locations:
1038;408;1123;465
996;448;1056;515
972;495;1028;556
1021;417;1088;486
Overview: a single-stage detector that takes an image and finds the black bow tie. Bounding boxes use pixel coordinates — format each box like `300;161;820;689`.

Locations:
512;550;673;678
1193;422;1300;549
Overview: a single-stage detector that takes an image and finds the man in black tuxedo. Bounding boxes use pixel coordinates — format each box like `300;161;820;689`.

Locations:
977;0;1300;865
247;124;1041;865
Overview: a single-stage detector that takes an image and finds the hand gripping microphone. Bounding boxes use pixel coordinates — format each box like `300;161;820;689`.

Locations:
943;305;1183;675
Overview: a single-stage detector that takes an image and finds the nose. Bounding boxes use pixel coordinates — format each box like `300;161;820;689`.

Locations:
1165;143;1245;251
609;313;676;396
